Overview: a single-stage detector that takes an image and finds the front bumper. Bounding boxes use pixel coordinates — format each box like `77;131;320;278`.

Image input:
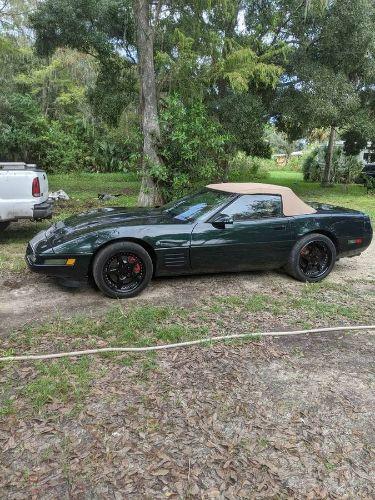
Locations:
26;239;91;281
33;199;53;220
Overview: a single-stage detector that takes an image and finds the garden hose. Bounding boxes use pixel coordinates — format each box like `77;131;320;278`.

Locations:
0;325;374;362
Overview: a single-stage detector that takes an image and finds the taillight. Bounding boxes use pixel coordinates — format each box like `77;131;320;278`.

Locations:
32;177;41;197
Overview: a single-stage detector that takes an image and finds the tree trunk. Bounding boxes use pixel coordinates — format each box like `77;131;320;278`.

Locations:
134;0;164;206
322;126;336;186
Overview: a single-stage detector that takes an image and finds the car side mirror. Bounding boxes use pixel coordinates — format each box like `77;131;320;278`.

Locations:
212;213;233;228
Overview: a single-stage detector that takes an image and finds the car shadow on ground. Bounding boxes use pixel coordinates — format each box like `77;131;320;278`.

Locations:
53;267;286;294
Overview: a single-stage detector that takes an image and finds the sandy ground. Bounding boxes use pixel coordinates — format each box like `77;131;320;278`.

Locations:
1;330;375;498
0;242;374;336
1;241;374;498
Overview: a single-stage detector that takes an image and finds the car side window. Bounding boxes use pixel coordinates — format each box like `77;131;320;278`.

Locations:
224;195;283;221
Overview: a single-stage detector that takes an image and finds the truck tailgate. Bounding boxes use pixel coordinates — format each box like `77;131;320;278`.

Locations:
0;165;50;221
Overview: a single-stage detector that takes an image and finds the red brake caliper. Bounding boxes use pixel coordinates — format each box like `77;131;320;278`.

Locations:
133;262;141;274
128;255;141;274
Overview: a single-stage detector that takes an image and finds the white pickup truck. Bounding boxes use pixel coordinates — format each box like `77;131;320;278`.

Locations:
0;162;53;231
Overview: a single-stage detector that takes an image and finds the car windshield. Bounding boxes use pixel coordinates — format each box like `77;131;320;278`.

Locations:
162;188;234;222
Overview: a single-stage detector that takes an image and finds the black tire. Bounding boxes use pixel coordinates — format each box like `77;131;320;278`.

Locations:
0;221;10;232
285;233;336;283
92;241;153;298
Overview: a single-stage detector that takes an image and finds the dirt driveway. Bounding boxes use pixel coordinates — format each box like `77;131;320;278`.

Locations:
1;240;374;498
1;326;375;497
0;241;374;336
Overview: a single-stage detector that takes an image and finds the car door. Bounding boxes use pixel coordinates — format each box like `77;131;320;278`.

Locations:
190;194;294;273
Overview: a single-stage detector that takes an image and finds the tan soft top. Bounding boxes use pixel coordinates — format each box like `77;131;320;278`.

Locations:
206;182;316;216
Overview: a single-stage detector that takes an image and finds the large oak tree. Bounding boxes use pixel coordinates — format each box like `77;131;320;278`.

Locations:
271;0;375;184
30;0;282;204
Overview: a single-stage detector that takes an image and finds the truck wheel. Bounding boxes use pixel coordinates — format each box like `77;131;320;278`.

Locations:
92;241;153;298
285;234;336;282
0;221;10;232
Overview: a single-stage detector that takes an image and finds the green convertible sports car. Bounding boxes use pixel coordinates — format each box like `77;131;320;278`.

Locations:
26;182;373;298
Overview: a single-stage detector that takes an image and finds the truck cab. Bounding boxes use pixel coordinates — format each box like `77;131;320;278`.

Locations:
0;162;53;231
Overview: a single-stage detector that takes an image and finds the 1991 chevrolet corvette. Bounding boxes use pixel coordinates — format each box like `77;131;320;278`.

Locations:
26;183;373;298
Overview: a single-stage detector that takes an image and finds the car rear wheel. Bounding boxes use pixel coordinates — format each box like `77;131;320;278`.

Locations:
286;234;336;282
92;241;153;298
0;221;10;232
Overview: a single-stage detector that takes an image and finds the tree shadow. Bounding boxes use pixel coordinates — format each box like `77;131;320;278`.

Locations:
0;221;50;244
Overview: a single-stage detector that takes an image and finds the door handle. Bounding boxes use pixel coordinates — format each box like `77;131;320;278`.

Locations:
273;225;286;230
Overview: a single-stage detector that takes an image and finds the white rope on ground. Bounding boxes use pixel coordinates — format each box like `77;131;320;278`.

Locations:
0;325;374;362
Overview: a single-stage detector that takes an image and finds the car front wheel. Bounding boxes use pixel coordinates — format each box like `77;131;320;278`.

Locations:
92;241;153;298
286;233;336;282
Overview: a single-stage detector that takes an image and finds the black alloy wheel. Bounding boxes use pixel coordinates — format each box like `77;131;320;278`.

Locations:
285;233;336;282
298;240;332;279
93;241;153;298
104;252;145;292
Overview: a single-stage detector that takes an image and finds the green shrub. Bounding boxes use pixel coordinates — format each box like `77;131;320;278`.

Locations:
303;147;323;181
286;154;303;172
214;93;272;157
333;153;363;184
255;157;277;172
36;121;86;171
159;94;230;200
227;151;268;182
0;92;135;173
303;146;364;184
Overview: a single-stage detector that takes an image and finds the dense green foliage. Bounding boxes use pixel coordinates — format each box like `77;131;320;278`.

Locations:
0;40;133;171
274;0;375;142
158;95;230;198
227;152;269;182
214;93;271;157
303;147;364;184
0;0;374;191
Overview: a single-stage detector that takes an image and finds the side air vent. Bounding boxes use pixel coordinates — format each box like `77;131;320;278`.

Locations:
163;251;187;268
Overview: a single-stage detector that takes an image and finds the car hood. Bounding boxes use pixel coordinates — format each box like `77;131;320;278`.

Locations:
46;207;175;245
